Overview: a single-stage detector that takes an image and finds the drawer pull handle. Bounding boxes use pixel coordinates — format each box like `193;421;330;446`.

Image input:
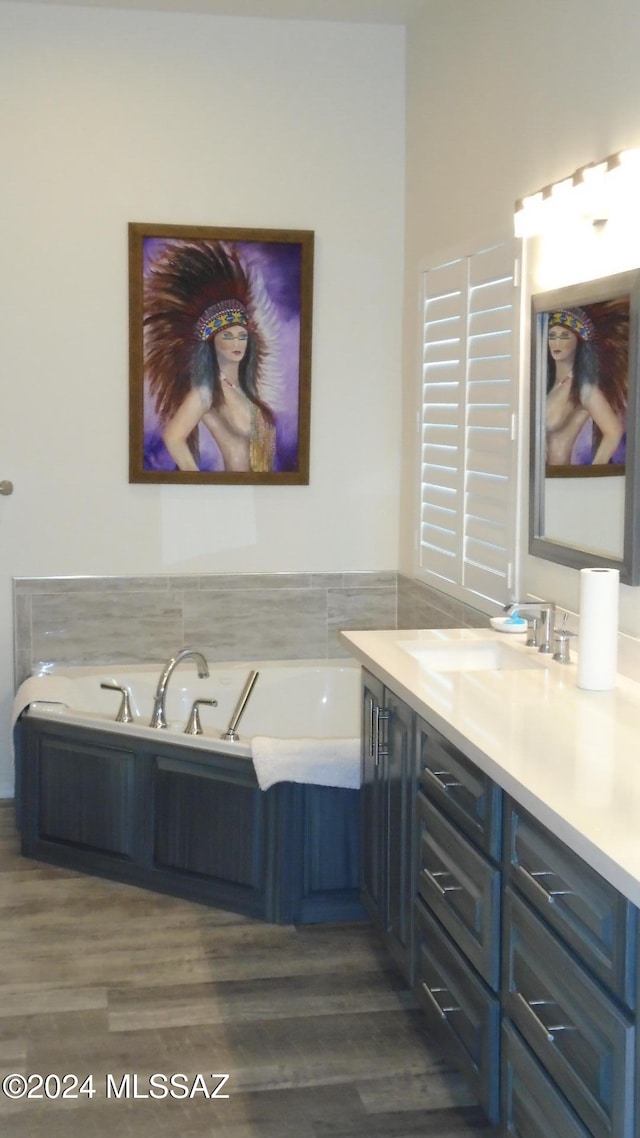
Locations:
526;869;573;905
421;982;461;1021
518;993;575;1045
421;867;463;897
430;770;464;790
516;993;555;1043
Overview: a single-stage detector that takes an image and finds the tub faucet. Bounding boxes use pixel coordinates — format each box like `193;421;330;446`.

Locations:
150;647;210;729
503;600;556;654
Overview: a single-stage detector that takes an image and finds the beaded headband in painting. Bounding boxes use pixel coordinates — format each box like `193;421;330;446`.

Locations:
194;300;249;341
548;307;596;342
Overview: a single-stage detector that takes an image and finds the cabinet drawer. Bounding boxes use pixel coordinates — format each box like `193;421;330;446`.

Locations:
414;898;499;1124
503;888;634;1138
416;715;501;858
501;1020;591;1138
505;799;635;1006
417;792;500;989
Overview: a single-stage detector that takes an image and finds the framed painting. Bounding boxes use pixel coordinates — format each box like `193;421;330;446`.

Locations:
129;223;314;484
531;273;637;479
529;269;640;584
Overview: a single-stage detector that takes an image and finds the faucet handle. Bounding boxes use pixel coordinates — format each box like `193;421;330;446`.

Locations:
552;629;576;665
185;698;218;736
100;681;134;724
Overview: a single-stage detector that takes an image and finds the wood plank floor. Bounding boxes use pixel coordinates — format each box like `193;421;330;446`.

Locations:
0;801;497;1137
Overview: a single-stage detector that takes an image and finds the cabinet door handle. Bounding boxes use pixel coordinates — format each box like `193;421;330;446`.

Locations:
421;866;463;897
525;868;573;905
371;706;390;766
372;704;380;765
369;698;376;758
420;981;461;1020
377;707;390;763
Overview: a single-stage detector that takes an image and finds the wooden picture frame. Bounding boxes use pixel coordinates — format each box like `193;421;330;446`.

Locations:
129;223;314;484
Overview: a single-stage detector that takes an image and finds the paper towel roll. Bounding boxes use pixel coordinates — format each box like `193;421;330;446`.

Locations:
577;567;619;691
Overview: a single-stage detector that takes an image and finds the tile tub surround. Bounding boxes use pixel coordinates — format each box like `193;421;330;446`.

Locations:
13;572;395;685
397;574;487;631
13;571;489;687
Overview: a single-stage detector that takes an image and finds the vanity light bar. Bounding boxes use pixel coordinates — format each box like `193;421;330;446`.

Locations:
514;148;640;237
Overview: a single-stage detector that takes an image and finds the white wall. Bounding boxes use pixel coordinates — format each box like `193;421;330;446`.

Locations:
401;0;640;636
0;2;406;791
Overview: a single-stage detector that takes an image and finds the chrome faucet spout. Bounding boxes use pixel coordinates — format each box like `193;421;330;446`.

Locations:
150;647;209;729
503;600;556;654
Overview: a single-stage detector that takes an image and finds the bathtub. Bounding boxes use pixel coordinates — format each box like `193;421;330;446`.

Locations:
15;658;365;926
20;657;361;762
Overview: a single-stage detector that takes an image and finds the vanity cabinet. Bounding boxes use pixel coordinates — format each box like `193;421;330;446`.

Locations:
417;715;502;859
358;676;639;1138
502;799;636;1138
413;713;502;1123
501;1020;593;1138
361;670;385;920
502;887;634;1138
505;800;635;1008
360;670;416;983
417;792;500;989
415;896;500;1120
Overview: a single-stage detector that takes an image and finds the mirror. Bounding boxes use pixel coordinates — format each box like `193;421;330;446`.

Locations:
529;268;640;585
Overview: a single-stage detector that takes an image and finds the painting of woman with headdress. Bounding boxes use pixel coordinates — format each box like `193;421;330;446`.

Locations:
128;224;314;484
542;294;629;476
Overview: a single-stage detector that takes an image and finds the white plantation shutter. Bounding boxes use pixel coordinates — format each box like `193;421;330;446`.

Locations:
418;241;520;607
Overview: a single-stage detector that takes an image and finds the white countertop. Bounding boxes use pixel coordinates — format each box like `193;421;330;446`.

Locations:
341;627;640;908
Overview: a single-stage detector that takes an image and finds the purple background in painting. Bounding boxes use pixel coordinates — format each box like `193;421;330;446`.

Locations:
141;237;303;473
571;421;626;465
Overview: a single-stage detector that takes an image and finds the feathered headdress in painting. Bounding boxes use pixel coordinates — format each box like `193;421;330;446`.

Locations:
547;299;629;415
585;297;629;419
143;239;281;469
548;306;596;342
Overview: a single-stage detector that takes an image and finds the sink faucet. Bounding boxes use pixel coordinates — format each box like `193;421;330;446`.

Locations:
150;647;210;729
503;600;556;654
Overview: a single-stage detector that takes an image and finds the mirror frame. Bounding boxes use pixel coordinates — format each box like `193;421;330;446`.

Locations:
529;268;640;585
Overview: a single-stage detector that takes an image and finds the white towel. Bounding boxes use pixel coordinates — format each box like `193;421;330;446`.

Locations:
11;675;77;732
250;736;361;792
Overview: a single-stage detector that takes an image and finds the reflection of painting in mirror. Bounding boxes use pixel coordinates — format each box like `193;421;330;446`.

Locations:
529;269;640;584
541;296;629;478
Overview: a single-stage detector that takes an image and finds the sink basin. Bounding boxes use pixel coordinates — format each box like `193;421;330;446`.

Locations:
398;639;542;672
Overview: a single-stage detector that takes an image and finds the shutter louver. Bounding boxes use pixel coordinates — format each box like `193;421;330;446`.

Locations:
419;242;519;607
